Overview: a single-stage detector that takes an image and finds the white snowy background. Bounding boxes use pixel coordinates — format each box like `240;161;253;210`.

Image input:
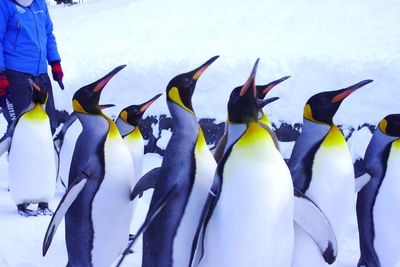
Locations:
0;0;399;266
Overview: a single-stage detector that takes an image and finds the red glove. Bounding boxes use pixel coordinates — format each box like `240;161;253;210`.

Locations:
51;61;64;90
0;73;9;97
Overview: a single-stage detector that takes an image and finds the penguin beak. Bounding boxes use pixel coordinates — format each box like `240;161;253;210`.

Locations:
192;55;219;80
98;104;115;110
257;97;280;109
332;79;373;103
258;76;291;98
240;58;259;97
29;79;41;92
93;65;127;93
139;93;163;112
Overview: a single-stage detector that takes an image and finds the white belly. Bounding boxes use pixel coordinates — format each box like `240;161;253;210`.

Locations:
373;143;400;266
297;143;354;266
58;121;82;187
173;146;216;267
200;144;294;267
9;117;56;205
91;135;135;267
124;136;144;181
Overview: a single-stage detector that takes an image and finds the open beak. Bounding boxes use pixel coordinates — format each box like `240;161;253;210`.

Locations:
259;76;291;97
98;104;116;110
192;55;219;80
257;96;280;109
139;93;163;112
93;65;127;93
332;79;373;103
240;58;259;96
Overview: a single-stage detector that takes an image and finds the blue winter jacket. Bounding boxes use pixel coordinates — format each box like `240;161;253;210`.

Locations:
0;0;60;75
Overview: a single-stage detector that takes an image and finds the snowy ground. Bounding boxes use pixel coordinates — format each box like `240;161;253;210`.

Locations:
1;0;399;265
0;150;360;267
0;152;162;267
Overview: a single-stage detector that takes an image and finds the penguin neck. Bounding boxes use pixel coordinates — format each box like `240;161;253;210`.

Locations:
23;102;47;120
259;110;271;127
226;123;248;152
301;118;332;138
76;113;109;139
100;112;120;138
168;101;198;134
115;117;135;137
365;128;398;166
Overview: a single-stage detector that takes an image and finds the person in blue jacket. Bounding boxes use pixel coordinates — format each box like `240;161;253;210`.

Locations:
0;0;64;133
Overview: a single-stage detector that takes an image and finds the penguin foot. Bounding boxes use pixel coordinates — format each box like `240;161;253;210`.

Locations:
36;207;53;216
37;203;53;216
17;204;37;217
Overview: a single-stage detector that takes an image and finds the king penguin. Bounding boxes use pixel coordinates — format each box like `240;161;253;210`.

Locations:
55;104;115;189
122;56;219;267
42;65;136;267
289;79;373;266
8;80;57;216
194;59;294;267
212;75;289;162
115;93;162;182
357;114;400;267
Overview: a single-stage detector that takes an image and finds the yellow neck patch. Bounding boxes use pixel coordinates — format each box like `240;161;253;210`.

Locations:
125;127;142;141
168;86;193;113
101;113;120;138
391;138;400;150
259;110;271;127
235;121;273;150
22;103;48;121
303;104;316;122
195;127;207;153
72;99;86;114
322;125;346;147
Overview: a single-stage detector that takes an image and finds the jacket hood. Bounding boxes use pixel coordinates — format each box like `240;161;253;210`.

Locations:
15;0;33;7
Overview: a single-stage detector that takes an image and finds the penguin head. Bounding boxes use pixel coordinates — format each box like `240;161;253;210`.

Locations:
118;93;162;126
378;114;400;137
256;75;290;100
72;65;126;115
228;59;259;124
166;56;219;113
29;80;48;104
304;79;373;124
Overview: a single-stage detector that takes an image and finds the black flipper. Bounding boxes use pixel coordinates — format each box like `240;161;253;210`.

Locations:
293;189;338;264
130;167;160;200
53;113;78;152
42;171;89;256
116;184;178;267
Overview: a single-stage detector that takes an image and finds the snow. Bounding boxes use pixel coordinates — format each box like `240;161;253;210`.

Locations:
0;152;162;267
48;0;400;127
1;0;399;265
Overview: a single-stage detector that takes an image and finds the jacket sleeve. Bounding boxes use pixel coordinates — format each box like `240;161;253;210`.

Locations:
44;3;60;64
0;1;8;69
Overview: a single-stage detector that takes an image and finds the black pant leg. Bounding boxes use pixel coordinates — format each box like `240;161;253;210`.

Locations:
5;69;32;119
35;73;57;134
